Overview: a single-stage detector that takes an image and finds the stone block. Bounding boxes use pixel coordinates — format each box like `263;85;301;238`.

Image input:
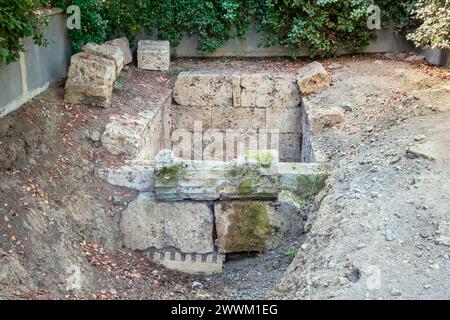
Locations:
214;192;304;253
120;192;214;253
240;73;301;108
64;83;113;108
211;106;266;131
66;52;116;86
98;160;154;192
137;40;170;71
278;162;328;197
173;71;237;107
296;61;330;95
305;104;344;134
170;105;212;132
64;53;116;107
105;37;133;65
83;43;125;75
101;94;171;159
154;149;278;201
266;106;302;133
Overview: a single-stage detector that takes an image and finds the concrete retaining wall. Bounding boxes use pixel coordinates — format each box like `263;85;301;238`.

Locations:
423;48;450;67
174;29;415;58
0;8;72;119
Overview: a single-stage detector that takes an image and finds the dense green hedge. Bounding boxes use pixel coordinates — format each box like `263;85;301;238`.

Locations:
0;0;50;64
53;0;422;58
2;1;448;65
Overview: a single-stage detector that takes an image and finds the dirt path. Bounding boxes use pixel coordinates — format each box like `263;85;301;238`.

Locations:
270;59;450;299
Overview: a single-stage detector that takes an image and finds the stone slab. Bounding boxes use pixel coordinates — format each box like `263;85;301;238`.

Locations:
98;160;154;192
120;192;214;253
214;192;304;253
137;40;170;71
154;149;278;201
83;43;125;75
105;37;133;65
278;162;328;197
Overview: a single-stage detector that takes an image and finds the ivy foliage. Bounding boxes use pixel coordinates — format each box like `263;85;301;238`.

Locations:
54;0;423;58
258;0;376;57
52;0;108;52
407;0;450;49
3;0;433;64
0;0;50;64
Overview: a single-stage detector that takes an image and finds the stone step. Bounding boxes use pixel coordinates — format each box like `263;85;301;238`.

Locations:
99;155;328;198
98;160;154;192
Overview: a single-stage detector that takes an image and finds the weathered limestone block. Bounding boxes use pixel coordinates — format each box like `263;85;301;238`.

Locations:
266;106;302;133
173;71;301;109
296;61;330;95
154;149;278;201
83;43;125;75
154;150;224;201
101;94;171;159
214;191;304;253
240;73;302;108
65;53;116;107
137;40;170;71
98;160;154;192
220;151;279;200
101;113;150;158
305;104;344;134
170;105;212;132
105;37;133;65
65;83;113;108
211;106;266;131
66;53;116;85
278;162;328;197
120;192;214;253
173;72;238;107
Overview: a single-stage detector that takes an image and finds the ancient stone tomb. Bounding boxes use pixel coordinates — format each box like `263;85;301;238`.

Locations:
99;67;329;274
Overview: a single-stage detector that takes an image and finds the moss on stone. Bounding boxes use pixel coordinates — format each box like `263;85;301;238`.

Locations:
226;165;263;195
156;163;186;180
222;201;273;253
295;172;327;197
243;150;274;168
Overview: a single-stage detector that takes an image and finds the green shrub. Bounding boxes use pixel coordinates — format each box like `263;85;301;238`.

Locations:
52;0;108;52
377;0;418;30
0;0;50;64
258;0;376;57
50;0;426;57
407;0;450;49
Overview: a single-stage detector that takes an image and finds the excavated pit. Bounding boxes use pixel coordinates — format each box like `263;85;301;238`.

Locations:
99;70;326;275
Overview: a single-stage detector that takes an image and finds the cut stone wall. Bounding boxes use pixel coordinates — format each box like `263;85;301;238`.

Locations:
171;71;303;162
